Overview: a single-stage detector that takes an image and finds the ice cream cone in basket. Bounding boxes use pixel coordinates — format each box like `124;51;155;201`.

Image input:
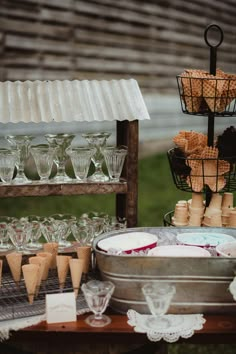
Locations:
29;256;47;295
56;255;71;291
69;258;84;298
229;210;236;227
210;214;222;227
6;252;22;285
36;251;52;281
43;242;58;269
76;246;91;275
22;263;40;304
0;260;2;287
222;192;234;209
209;193;222;210
191;192;204;208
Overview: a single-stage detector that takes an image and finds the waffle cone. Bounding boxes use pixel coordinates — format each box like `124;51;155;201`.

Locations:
36;252;52;280
69;259;84;298
43;242;58;269
6;252;22;284
22;264;40;304
56;255;71;290
76;246;91;274
29;256;47;291
0;260;2;287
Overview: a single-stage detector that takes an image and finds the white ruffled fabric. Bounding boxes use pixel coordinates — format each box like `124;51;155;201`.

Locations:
127;310;206;343
0;306;89;342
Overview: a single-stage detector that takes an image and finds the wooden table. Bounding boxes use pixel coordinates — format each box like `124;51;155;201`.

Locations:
1;313;236;354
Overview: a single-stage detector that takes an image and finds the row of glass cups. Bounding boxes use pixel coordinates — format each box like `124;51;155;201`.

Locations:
0;132;127;185
0;212;127;252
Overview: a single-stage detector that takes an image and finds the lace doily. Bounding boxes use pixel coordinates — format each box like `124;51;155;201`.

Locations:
127;310;206;343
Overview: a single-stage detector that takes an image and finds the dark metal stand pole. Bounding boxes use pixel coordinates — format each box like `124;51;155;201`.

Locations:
204;24;224;206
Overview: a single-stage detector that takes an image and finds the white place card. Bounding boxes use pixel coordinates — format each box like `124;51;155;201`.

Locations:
46;292;77;324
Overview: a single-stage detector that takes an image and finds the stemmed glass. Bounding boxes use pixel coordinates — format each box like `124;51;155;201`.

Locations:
0;148;18;184
8;218;32;252
0;216;15;251
45;133;75;183
6;135;34;184
142;282;176;330
102;145;128;182
82;132;110;182
66;146;95;182
81;280;115;327
30;144;57;183
24;215;43;250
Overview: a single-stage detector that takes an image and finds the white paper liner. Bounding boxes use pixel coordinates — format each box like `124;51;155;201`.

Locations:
127;309;206;343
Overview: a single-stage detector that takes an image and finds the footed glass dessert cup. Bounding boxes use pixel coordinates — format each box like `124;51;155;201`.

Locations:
142;282;176;330
102;145;127;182
30;144;57;183
8;218;32;252
66;146;95;182
82;280;115;327
0;148;18;184
45;133;75;183
6;135;34;184
82;132;110;182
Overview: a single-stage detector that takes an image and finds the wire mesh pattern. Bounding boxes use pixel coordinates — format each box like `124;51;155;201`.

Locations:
0;270;88;322
177;75;236;116
167;148;236;193
163;210;175;227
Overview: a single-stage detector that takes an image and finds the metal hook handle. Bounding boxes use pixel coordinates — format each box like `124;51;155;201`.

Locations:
204;24;224;48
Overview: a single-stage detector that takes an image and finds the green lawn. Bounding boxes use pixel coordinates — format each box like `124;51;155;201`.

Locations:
0;152;235;354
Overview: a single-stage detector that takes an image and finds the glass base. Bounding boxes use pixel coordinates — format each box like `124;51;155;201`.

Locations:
85;314;111;327
58;240;72;249
25;242;42;251
0;243;13;251
12;175;32;185
88;172;109;182
50;174;72;183
145;316;170;330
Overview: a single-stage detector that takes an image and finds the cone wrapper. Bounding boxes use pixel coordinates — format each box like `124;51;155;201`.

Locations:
6;252;22;284
76;246;91;274
43;242;58;269
22;264;40;304
37;252;52;281
69;259;84;298
56;255;71;290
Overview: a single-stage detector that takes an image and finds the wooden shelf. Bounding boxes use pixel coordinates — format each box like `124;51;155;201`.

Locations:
0;181;127;198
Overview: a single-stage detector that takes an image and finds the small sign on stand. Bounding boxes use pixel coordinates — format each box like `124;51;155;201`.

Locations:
46;292;77;324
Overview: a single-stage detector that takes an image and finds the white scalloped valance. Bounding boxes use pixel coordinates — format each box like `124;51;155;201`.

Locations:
0;79;150;124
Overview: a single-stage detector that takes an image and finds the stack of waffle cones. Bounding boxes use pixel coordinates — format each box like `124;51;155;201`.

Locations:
179;68;236;113
171;192;235;228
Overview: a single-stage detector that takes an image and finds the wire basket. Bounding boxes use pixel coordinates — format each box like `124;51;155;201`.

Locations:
167;148;236;193
0;269;89;321
176;75;236;116
163;210;175;227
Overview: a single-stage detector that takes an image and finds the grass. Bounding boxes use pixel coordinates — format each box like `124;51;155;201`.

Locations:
0;152;235;354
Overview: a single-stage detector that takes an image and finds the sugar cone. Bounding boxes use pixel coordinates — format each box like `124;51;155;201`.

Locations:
29;256;47;294
22;264;40;304
69;258;84;298
56;255;71;290
43;242;58;269
0;259;2;287
6;252;22;284
76;246;91;274
37;252;52;280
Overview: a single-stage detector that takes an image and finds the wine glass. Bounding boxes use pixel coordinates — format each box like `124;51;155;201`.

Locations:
82;132;110;182
66;146;95;182
45;133;75;183
6;135;34;184
81;280;115;327
142;282;176;330
0;148;18;184
102;145;128;182
30;144;57;183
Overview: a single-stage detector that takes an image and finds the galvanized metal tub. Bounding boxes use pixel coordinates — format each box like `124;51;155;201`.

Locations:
93;227;236;314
